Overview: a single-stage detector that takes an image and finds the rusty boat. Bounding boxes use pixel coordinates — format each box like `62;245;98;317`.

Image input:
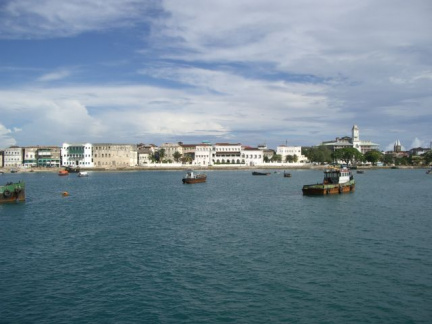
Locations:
302;167;355;196
0;181;25;203
182;170;207;184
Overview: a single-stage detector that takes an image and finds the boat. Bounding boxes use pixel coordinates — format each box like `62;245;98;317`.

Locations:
302;167;355;195
182;170;207;184
58;170;69;176
0;181;25;203
10;169;18;173
356;170;364;174
283;172;292;177
65;166;80;173
77;171;89;177
252;171;271;176
426;168;432;174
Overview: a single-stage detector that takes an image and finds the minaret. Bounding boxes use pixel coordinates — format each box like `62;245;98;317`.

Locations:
352;125;361;152
394;140;402;152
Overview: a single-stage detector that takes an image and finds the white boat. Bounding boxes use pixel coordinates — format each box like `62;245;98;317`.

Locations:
77;171;89;177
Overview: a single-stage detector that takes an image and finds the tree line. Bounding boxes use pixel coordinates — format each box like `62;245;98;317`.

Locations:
302;146;432;166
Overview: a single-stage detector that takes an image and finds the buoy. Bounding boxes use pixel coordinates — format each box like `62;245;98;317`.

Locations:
62;191;69;197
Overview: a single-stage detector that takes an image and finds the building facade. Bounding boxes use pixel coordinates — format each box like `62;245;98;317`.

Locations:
36;146;61;167
23;147;38;167
92;143;137;168
276;145;306;162
61;143;94;168
321;125;379;153
242;147;264;166
3;147;23;167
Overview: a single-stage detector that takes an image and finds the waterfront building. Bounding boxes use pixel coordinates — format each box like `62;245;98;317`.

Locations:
137;144;157;165
242;147;264;166
276;145;307;163
180;143;199;163
0;150;3;167
160;143;182;162
92;143;137;168
23;147;38;167
193;144;213;166
4;146;23;167
61;143;94;168
36;146;61;167
213;143;242;164
321;125;379;153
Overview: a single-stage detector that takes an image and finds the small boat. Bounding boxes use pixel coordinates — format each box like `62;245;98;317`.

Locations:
356;170;364;174
65;166;80;173
426;168;432;174
58;170;69;176
10;169;18;173
77;171;89;177
0;181;25;203
182;170;207;184
252;171;271;176
302;167;355;195
283;172;292;177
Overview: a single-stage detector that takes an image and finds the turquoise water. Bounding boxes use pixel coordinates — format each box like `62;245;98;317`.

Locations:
1;169;431;323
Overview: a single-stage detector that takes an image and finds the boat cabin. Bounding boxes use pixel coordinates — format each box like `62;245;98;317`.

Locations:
323;168;352;184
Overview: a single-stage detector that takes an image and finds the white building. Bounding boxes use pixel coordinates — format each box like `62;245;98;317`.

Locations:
321;125;380;153
4;147;23;167
61;143;94;168
213;143;242;164
23;147;38;167
242;147;264;166
193;144;213;166
276;145;306;163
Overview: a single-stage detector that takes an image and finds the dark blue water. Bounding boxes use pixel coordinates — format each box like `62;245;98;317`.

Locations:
1;169;431;323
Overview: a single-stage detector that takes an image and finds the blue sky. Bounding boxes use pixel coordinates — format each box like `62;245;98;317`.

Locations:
1;0;431;151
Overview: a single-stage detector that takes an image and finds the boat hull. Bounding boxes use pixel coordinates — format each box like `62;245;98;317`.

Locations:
302;180;355;196
252;172;271;176
0;182;26;203
182;177;206;184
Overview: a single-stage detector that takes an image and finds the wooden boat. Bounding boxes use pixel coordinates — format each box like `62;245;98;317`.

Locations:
0;181;25;203
302;167;355;195
252;171;271;176
283;172;291;177
356;170;364;174
58;170;69;176
182;170;207;184
77;171;89;177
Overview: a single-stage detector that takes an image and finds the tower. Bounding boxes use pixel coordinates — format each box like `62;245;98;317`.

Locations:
352;125;361;152
394;140;402;153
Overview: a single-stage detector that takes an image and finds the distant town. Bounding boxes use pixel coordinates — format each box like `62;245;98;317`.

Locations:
1;125;431;169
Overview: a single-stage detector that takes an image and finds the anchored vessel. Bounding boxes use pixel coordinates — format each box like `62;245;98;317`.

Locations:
252;171;271;176
182;170;207;184
0;181;25;203
302;167;355;195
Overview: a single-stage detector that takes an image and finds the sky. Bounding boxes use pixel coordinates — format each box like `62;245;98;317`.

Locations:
0;0;431;151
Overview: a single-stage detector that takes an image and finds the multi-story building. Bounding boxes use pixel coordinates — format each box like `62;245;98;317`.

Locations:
61;143;93;168
193;144;213;166
242;147;264;166
276;145;306;162
213;143;242;164
4;146;23;167
23;147;38;167
0;150;3;167
92;143;137;168
180;144;198;163
36;146;61;167
321;125;379;153
137;144;157;165
160;143;182;162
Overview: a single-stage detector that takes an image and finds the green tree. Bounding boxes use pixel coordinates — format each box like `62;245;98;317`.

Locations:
382;154;394;165
332;147;364;166
173;151;182;162
364;150;382;165
303;145;332;163
272;154;282;162
422;150;432;165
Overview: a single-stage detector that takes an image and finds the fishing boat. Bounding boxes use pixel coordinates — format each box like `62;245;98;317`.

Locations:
58;170;69;176
252;171;271;176
302;167;355;195
77;171;89;177
0;181;25;203
182;170;207;184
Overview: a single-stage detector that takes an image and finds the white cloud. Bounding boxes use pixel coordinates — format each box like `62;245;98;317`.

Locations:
0;0;156;39
0;123;16;148
37;70;71;82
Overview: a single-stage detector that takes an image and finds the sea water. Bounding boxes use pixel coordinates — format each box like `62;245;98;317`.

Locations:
0;169;431;323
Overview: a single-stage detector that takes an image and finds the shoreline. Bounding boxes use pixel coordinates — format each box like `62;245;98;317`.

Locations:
1;164;427;173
